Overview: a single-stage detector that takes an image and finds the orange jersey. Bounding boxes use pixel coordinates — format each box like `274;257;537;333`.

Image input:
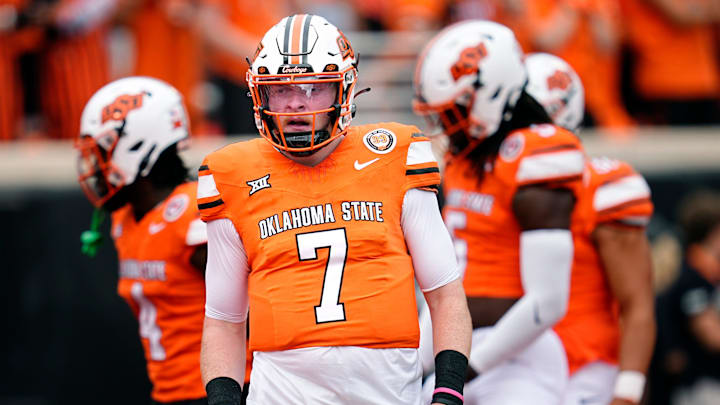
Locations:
112;182;207;402
382;0;446;30
442;124;585;298
526;0;634;128
198;123;440;353
204;0;289;84
0;24;22;141
42;28;110;139
621;0;720;99
555;157;653;374
129;0;204;129
0;0;40;140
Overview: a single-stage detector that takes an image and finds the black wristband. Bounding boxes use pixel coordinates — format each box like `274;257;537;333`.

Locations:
206;377;243;405
432;350;468;405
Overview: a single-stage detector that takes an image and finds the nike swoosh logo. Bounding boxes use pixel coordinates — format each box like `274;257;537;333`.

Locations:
148;222;166;235
354;158;380;170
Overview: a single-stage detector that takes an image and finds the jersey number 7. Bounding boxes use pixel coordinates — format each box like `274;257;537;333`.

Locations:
296;228;349;323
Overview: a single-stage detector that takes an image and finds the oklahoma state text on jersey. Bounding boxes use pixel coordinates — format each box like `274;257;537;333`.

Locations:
113;182;207;403
197;123;440;353
443;124;585;297
555;157;653;374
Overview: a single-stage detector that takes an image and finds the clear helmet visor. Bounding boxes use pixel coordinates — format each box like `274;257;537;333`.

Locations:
259;81;338;112
255;78;342;152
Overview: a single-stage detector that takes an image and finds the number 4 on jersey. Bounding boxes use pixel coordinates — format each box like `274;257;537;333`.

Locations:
296;228;349;323
131;282;166;361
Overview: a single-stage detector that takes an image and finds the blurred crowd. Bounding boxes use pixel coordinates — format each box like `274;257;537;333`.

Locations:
0;0;718;141
651;189;720;405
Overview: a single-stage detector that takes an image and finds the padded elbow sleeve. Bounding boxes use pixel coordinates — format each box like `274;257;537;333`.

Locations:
520;229;572;325
468;229;572;373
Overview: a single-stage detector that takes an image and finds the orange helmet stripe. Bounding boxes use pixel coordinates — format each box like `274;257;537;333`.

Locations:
290;14;307;65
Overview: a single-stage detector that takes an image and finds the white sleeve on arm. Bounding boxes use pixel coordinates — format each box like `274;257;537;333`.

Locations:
468;229;572;373
205;218;250;323
186;218;208;246
401;188;461;292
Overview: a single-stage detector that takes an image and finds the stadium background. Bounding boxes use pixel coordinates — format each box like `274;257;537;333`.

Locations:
0;0;718;404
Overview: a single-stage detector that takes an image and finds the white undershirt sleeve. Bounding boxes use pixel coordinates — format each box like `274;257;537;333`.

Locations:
401;188;461;292
468;229;572;373
185;218;208;246
205;218;250;323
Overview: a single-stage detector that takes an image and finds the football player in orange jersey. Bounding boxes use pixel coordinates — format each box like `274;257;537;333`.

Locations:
75;77;212;405
197;14;472;405
414;21;583;404
526;53;656;405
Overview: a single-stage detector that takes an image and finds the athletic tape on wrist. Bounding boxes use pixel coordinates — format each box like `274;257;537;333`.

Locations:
432;350;467;405
206;376;242;405
613;370;646;403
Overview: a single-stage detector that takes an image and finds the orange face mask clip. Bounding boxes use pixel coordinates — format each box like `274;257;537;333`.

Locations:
413;96;473;139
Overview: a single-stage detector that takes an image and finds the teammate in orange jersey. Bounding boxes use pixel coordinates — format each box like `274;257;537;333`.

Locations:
524;0;634;129
560;156;654;405
525;52;656;405
200;0;291;135
197;14;472;405
414;21;582;404
75;77;211;404
620;0;720;125
0;0;112;140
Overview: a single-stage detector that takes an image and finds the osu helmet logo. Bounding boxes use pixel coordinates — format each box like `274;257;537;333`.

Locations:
546;70;572;91
450;43;488;81
336;30;354;60
101;93;146;123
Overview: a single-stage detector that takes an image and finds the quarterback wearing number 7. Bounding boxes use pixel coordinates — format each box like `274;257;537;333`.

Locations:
198;14;472;405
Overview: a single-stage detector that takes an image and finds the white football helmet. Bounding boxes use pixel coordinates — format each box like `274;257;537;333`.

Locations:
413;20;527;140
247;14;359;154
525;53;584;133
75;76;190;207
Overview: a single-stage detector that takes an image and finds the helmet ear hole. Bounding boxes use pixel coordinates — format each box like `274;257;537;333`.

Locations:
129;140;144;151
137;145;156;177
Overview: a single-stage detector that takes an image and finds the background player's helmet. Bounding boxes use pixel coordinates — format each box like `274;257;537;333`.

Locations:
525;53;585;133
75;76;189;207
247;14;359;154
413;20;526;140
